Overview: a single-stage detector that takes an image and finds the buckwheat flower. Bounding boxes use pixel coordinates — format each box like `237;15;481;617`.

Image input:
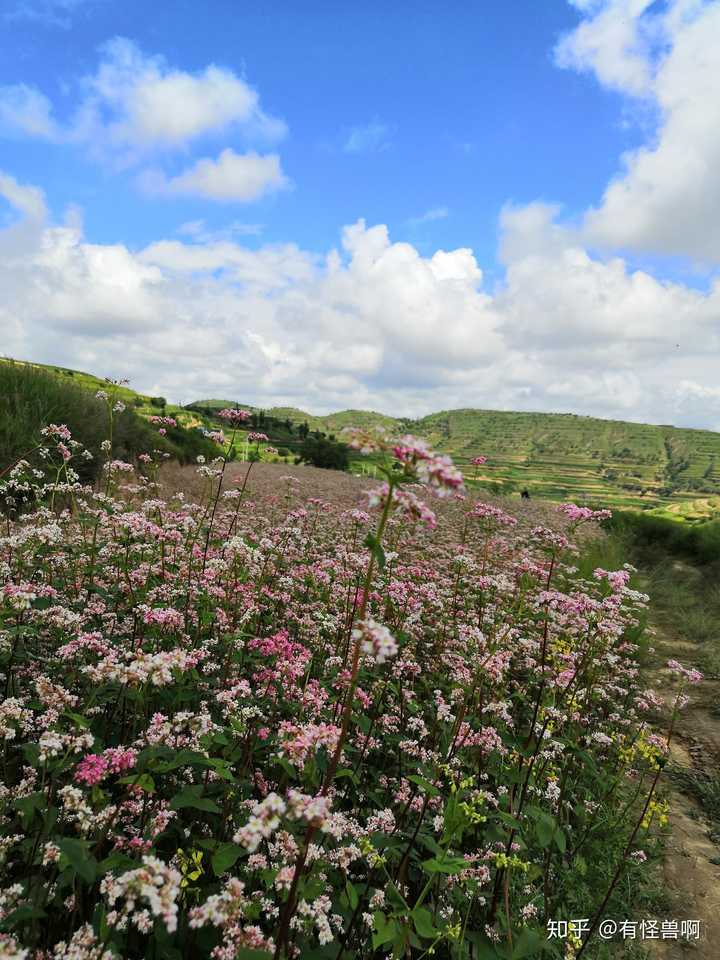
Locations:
103;746;137;773
42;842;61;866
188;877;247;928
100;440;111;452
0;699;34;740
74;754;109;786
560;503;612;524
101;855;181;934
218;408;251;423
247;432;269;442
342;427;388;454
41;423;72;441
95;390;109;400
666;660;703;684
353;618;398;664
233;793;287;852
0;934;28;959
51;922;114;959
471;503;518;527
470;455;488;466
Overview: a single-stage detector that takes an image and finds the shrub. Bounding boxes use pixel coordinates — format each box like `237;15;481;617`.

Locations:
298;434;349;470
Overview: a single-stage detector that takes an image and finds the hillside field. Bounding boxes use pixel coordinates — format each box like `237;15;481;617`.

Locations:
6;357;720;512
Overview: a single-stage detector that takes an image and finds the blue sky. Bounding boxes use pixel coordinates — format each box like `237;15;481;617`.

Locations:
1;0;720;427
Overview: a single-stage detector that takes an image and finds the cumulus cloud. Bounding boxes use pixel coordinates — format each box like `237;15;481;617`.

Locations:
75;38;286;155
142;149;290;202
3;169;720;429
0;37;286;168
558;0;720;262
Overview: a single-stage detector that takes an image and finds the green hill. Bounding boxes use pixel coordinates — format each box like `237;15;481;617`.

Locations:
198;399;720;509
6;358;720;510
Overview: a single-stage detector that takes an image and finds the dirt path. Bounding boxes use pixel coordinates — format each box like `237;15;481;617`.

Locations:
642;625;720;960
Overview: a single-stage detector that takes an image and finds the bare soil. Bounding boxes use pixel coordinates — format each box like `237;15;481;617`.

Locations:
643;626;720;960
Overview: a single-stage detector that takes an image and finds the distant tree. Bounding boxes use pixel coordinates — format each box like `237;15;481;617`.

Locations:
285;419;293;433
151;397;167;409
298;435;349;471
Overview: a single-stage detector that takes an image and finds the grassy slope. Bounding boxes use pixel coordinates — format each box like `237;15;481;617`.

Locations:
9;359;720;510
200;400;720;510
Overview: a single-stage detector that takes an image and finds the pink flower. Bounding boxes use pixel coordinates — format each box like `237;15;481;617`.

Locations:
218;409;251;423
666;660;703;684
471;456;487;466
75;754;109;786
560;503;612;523
104;747;137;773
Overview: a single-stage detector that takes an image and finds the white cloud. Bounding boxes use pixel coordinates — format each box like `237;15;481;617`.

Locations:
0;171;47;220
142;149;289;202
558;0;720;262
555;0;659;96
3;0;99;29
77;38;286;155
343;120;393;154
0;37;286;168
176;220;264;241
4;170;720;429
0;84;59;139
407;207;449;226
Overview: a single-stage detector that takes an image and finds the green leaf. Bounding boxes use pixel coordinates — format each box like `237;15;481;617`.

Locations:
13;791;45;828
346;880;359;911
212;843;245;876
465;931;502;959
406;774;440;797
170;785;221;813
233;950;273;960
421;855;469;874
63;710;90;729
554;827;566;854
57;838;97;884
496;811;524;832
511;925;547;959
99;853;137;874
372;912;397;949
535;813;555;849
412;907;439;938
117;773;156;793
4;904;46;928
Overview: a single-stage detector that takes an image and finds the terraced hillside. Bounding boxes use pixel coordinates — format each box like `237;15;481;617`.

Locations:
6;358;720;509
199;402;720;509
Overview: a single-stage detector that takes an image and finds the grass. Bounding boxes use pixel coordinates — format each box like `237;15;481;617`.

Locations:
667;768;720;843
0;359;219;483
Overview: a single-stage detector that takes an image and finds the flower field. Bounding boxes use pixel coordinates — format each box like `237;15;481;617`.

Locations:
0;403;696;960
